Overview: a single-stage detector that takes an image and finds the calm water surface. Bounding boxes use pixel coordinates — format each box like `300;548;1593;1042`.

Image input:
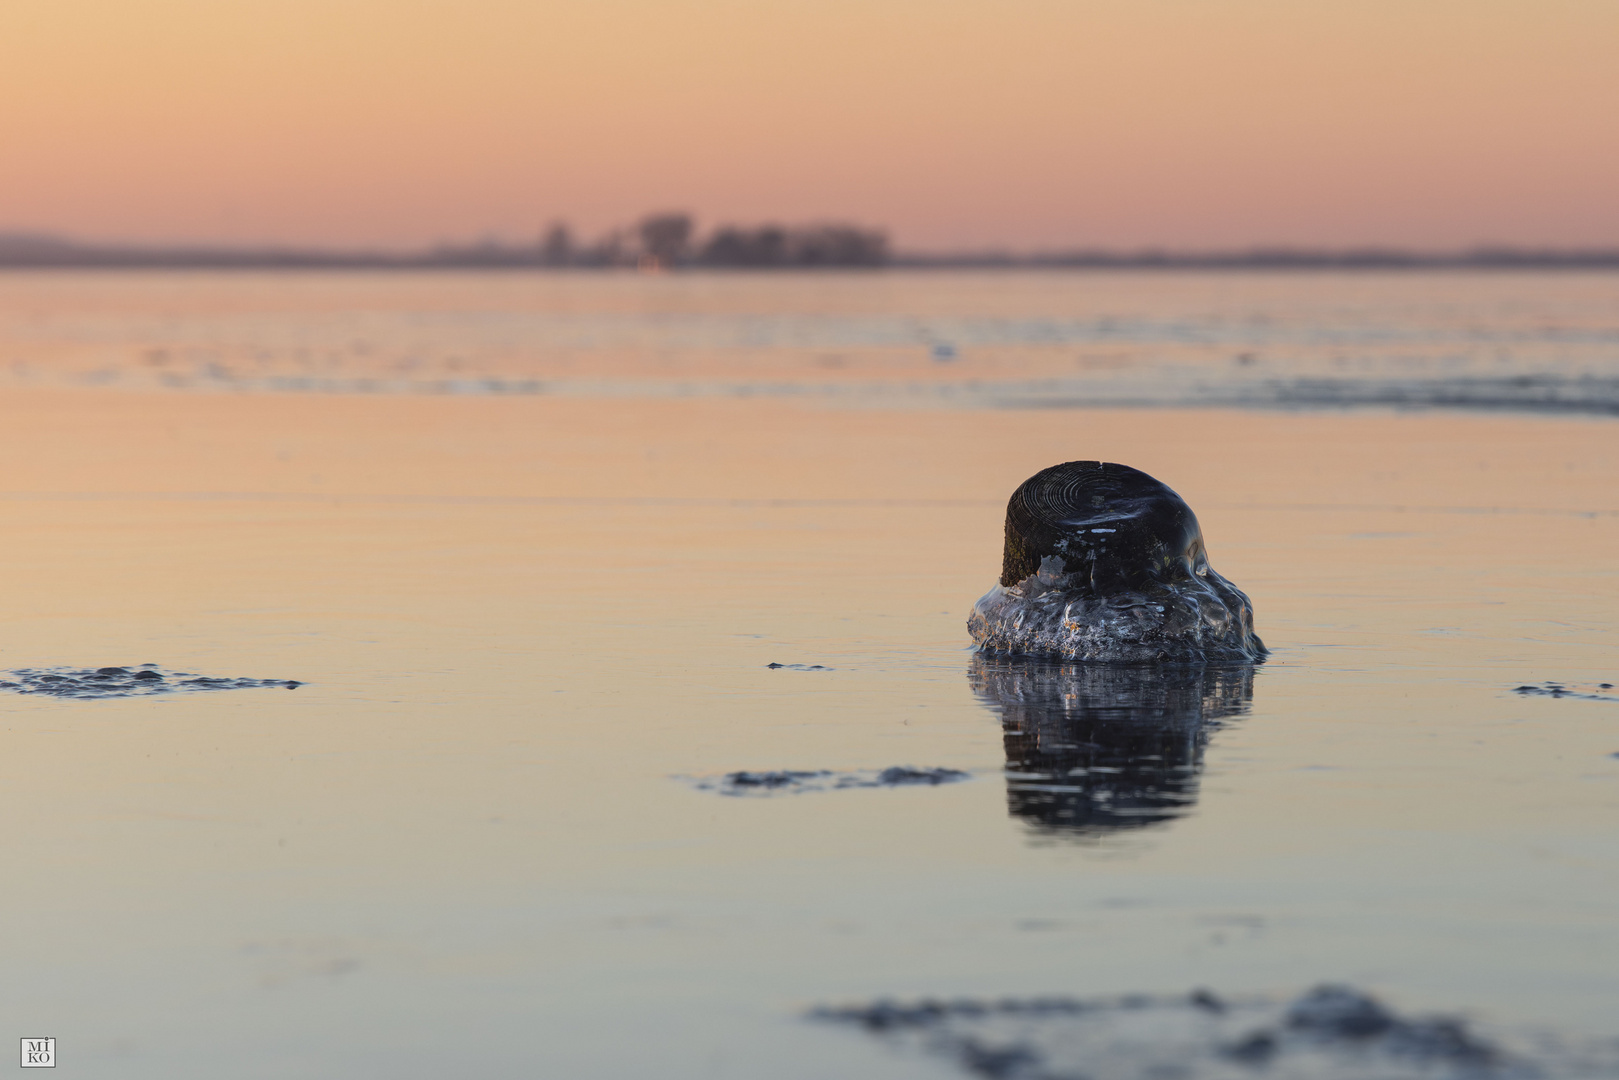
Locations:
0;272;1615;1078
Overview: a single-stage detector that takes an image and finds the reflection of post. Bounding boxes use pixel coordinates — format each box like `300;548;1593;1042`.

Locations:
969;655;1255;841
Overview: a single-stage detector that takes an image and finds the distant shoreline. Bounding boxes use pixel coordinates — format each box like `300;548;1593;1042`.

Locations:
2;236;1618;271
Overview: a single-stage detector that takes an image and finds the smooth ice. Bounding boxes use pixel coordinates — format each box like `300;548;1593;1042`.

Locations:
0;271;1615;1080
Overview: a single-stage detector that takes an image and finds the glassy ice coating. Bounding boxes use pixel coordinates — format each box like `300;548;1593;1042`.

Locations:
969;461;1265;663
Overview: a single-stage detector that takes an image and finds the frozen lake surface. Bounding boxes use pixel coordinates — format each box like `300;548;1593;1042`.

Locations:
2;269;1617;412
0;271;1615;1078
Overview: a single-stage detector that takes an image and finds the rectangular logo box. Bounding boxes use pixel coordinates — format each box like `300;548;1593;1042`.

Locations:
20;1038;55;1068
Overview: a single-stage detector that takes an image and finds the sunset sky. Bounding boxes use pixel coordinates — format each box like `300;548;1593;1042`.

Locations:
2;0;1616;251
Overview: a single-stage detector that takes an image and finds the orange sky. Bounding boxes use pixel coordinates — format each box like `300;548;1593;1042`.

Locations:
1;0;1616;250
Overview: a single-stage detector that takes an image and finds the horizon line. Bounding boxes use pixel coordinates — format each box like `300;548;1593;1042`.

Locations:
3;230;1619;270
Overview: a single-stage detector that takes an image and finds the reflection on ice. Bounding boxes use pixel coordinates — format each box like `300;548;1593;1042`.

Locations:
969;654;1254;840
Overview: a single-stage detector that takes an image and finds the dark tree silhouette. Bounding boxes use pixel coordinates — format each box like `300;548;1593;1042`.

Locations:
697;222;887;267
637;213;694;267
790;225;889;266
540;221;574;266
700;225;788;266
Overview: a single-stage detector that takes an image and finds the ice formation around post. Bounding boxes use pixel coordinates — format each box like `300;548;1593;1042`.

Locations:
968;462;1265;663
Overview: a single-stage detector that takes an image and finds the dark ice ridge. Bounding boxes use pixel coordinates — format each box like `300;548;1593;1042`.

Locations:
814;985;1612;1080
1513;681;1617;702
689;767;971;796
0;665;302;700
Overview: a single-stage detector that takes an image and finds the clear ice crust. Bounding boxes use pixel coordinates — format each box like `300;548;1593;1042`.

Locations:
968;461;1265;664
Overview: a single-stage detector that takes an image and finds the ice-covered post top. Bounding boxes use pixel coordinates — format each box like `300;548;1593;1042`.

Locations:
971;461;1266;663
1001;461;1206;593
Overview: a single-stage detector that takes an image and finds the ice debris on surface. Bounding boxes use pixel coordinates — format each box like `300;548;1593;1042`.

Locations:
686;767;971;796
0;665;302;700
1513;681;1617;702
813;984;1619;1080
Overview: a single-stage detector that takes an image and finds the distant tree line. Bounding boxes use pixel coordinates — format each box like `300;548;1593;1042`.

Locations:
517;213;890;269
0;214;889;270
5;225;1619;271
